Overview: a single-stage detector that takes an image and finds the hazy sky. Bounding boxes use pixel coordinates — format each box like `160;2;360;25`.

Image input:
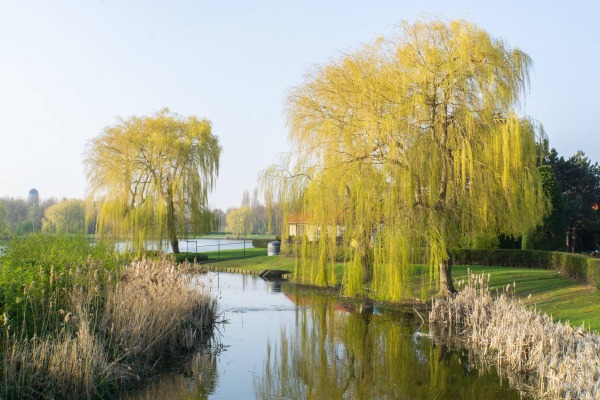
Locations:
1;0;598;209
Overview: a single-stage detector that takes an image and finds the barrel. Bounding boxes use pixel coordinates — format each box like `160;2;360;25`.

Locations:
267;241;281;256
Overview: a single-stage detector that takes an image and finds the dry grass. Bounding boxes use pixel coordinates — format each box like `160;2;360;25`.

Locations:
1;257;217;399
430;269;600;399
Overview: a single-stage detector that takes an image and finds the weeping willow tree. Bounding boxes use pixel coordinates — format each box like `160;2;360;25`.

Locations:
84;108;221;254
261;17;548;298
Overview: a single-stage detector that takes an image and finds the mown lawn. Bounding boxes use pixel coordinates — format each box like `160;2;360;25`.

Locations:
212;256;600;331
210;255;347;275
177;247;268;262
197;234;278;240
451;264;600;331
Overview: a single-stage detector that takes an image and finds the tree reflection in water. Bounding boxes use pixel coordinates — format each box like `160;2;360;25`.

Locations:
254;287;523;400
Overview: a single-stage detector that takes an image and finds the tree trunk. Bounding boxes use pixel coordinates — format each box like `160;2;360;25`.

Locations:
572;226;577;253
166;185;180;254
170;236;180;254
438;251;457;296
361;248;373;284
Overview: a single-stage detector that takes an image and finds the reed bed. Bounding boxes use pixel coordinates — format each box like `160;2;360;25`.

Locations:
430;269;600;400
1;256;217;399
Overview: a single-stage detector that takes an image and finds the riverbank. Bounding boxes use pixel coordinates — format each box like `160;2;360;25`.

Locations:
212;255;600;331
0;234;218;399
431;271;600;399
2;258;217;399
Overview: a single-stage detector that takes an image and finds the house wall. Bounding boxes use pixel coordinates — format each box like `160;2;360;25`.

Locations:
289;222;345;241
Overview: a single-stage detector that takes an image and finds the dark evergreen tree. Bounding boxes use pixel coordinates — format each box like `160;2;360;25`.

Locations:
547;149;600;252
522;165;566;251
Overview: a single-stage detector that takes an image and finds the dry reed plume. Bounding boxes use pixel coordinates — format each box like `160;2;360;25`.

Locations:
430;269;600;399
1;257;216;399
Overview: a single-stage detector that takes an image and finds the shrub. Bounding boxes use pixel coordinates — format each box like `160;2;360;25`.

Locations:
252;239;271;249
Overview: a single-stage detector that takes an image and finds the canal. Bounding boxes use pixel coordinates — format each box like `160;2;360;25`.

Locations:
120;272;526;399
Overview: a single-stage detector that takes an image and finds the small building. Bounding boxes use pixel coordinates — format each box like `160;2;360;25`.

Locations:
288;211;345;241
28;188;39;207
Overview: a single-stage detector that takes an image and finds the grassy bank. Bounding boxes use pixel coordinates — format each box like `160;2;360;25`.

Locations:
213;256;600;331
430;271;600;399
176;247;268;263
450;265;600;331
0;234;217;399
212;255;346;276
198;234;278;240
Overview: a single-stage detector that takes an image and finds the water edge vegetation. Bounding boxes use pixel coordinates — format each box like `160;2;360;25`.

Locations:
0;233;218;399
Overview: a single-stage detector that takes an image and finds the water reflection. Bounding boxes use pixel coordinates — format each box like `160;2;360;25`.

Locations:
255;286;523;400
120;273;526;400
262;277;284;293
99;238;254;254
123;351;219;400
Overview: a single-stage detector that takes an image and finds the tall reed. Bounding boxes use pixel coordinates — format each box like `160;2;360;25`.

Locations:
1;256;216;399
430;269;600;399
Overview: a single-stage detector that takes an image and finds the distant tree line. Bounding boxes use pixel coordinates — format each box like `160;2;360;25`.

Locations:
0;197;96;235
212;188;284;237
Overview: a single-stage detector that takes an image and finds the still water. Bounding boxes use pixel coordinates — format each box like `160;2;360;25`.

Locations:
112;238;254;254
120;272;525;400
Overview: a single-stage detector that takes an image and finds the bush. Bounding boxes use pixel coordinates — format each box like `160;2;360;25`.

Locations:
175;253;209;263
453;248;600;290
252;239;271;249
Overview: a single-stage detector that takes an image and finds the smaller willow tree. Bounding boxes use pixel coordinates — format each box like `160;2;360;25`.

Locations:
226;206;256;237
84;108;221;254
42;199;86;233
261;17;549;298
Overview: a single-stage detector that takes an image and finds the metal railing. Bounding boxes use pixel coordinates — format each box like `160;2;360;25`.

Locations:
183;239;253;261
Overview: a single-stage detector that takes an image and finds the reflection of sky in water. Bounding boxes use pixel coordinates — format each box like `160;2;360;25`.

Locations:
108;238;254;254
120;272;526;400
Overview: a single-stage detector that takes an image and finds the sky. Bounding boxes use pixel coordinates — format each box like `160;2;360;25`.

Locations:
0;0;598;209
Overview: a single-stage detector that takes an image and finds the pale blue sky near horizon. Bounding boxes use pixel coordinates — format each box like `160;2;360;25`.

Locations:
0;0;598;209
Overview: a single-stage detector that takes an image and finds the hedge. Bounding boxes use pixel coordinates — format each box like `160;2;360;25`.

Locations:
282;242;600;291
453;249;600;290
174;253;209;263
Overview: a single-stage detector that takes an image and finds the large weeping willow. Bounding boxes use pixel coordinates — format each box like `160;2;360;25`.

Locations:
261;17;549;299
84;108;221;254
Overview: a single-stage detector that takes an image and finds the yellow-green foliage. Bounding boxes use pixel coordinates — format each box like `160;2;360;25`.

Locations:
84;108;221;252
261;17;548;301
226;205;256;236
0;201;8;231
42;199;86;233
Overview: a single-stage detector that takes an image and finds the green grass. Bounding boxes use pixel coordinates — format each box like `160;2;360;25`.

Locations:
180;247;268;262
198;233;278;240
213;256;600;331
451;265;600;332
211;255;347;276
